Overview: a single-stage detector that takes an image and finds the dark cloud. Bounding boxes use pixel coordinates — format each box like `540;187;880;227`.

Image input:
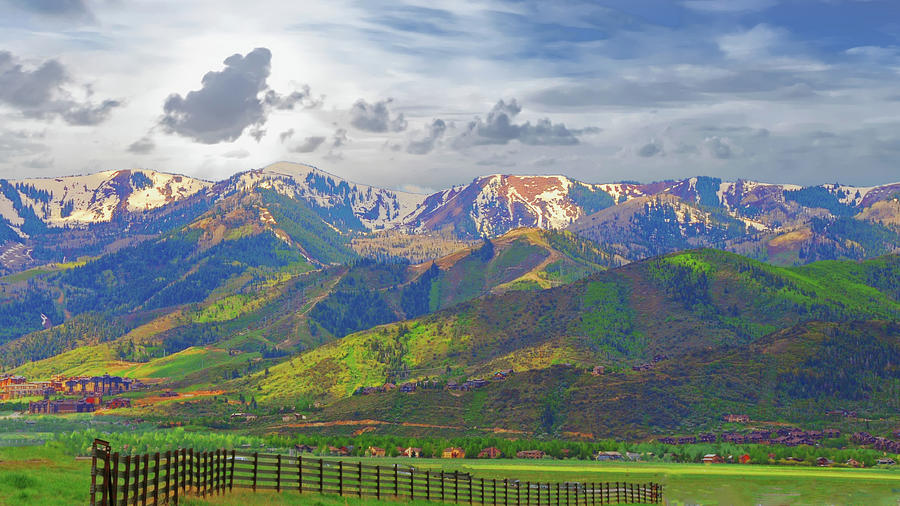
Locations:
160;48;320;144
264;84;323;110
0;50;119;124
638;140;663;157
704;136;735;159
406;119;446;154
349;98;407;132
127;136;155;154
291;136;326;153
454;99;579;147
7;0;93;21
161;48;271;144
332;128;348;148
279;129;294;143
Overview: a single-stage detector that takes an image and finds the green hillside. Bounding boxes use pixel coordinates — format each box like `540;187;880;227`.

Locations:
244;250;900;416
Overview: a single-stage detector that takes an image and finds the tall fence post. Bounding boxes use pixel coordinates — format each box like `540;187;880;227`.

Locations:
319;459;324;495
110;452;119;506
252;452;259;492
358;461;363;498
276;454;282;493
338;460;344;496
297;454;302;494
229;449;235;493
394;464;399;498
376;465;381;500
122;455;131;506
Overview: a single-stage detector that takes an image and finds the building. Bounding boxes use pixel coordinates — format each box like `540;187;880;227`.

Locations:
106;398;131;409
722;414;750;423
28;398;97;414
702;454;725;464
328;446;351;457
877;458;895;466
515;450;545;459
399;447;422;458
477;447;502;459
846;459;864;468
399;383;416;393
816;457;833;467
442;447;466;459
295;444;316;454
367;446;386;457
595;451;623;461
591;366;605;376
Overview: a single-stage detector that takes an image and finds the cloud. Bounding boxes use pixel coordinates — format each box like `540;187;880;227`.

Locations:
682;0;778;13
637;140;663;157
454;99;579;147
290;136;326;153
0;129;48;162
0;50;120;124
349;98;407;132
332;128;348;148
160;47;320;144
160;48;271;144
24;154;54;169
264;84;323;110
127;136;155;154
7;0;94;21
406;119;446;154
279;129;294;143
223;149;249;159
703;136;736;159
718;24;783;60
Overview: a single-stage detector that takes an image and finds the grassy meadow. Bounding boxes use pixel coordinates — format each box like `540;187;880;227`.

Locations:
2;445;899;505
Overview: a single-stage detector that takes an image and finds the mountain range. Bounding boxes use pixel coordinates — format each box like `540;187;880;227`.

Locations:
1;161;898;438
2;162;899;273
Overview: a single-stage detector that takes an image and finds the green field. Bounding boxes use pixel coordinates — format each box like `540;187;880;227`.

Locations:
2;445;899;505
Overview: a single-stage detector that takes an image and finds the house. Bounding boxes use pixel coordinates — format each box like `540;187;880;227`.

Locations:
442;447;466;459
399;382;417;393
106;398;131;409
739;454;752;464
846;459;864;468
591;366;605;376
399;447;422;458
876;458;895;466
516;450;545;459
626;452;641;461
702;454;725;464
478;447;502;459
722;414;750;423
492;369;514;381
328;446;351;457
381;383;396;392
595;451;623;461
677;436;697;445
816;457;833;467
823;429;840;439
282;413;306;422
229;412;257;422
698;433;717;443
295;444;316;454
367;446;386;457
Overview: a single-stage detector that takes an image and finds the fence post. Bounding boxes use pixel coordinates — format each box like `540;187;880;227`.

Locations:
409;467;414;500
133;455;141;506
164;451;171;503
481;478;485;506
110;452;119;506
505;478;509;506
173;451;179;505
376;465;381;500
493;478;497;506
250;452;257;493
319;459;324;495
298;454;302;494
338;460;344;496
426;470;431;501
358;461;362;499
141;453;149;506
455;471;460;504
276;454;282;493
122;456;131;506
394;464;398;498
229;449;235;493
469;474;474;506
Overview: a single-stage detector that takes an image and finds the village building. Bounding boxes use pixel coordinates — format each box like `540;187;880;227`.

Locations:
328;446;351;456
442;447;465;459
294;444;316;454
722;414;750;423
367;446;386;457
398;447;422;458
515;450;545;459
816;457;833;467
846;458;864;468
591;366;605;376
739;454;752;464
477;447;502;459
877;458;895;466
106;398;131;409
595;451;623;461
702;454;725;464
29;398;98;414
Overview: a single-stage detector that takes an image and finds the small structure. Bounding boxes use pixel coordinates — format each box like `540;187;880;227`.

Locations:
876;458;895;466
367;446;386;457
295;444;316;454
478;447;502;459
591;366;605;376
106;398;131;409
845;459;864;468
816;457;833;467
595;451;623;461
516;450;545;459
328;446;351;457
722;414;750;423
493;369;513;381
381;383;396;392
229;412;257;422
399;382;416;393
626;452;641;462
442;447;466;459
399;447;422;458
702;454;725;464
739;454;751;464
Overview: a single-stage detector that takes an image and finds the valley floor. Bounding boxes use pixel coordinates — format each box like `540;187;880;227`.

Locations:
2;446;899;505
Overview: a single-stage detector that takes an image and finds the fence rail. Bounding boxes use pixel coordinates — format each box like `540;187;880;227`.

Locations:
90;439;662;505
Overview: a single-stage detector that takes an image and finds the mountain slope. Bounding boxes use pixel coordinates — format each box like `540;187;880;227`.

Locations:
244;250;900;406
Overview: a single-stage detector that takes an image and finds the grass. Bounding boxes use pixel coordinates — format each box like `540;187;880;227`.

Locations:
0;444;91;506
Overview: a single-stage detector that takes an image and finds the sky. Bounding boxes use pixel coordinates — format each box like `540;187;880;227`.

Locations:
0;0;898;192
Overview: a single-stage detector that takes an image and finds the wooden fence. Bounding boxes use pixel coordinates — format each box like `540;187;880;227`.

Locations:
90;439;663;505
